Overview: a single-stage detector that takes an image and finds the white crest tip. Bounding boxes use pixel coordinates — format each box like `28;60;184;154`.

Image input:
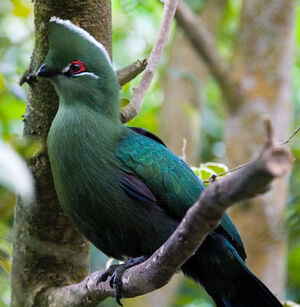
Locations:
50;16;61;22
48;16;112;67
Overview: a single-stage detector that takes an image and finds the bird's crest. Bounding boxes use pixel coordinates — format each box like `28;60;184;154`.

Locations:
48;17;112;67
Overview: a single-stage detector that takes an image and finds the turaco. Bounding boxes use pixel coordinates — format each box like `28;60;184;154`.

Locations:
36;17;283;307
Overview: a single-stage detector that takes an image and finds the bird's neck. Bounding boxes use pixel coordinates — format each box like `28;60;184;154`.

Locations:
48;102;124;158
53;81;121;123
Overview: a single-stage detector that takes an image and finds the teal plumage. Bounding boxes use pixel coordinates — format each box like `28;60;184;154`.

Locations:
117;130;206;219
37;17;282;307
117;128;246;260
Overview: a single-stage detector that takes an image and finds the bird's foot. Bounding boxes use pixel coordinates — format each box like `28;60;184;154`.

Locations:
96;256;147;306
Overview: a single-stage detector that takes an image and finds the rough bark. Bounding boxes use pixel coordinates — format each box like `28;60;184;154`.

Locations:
227;0;294;296
11;1;112;306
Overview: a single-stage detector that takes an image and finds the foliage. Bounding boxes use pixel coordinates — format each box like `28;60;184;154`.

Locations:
192;162;228;184
0;0;33;305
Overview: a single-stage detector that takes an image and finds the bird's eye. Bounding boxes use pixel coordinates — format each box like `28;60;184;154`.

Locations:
69;60;86;74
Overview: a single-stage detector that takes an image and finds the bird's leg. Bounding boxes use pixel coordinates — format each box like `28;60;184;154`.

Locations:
96;255;147;306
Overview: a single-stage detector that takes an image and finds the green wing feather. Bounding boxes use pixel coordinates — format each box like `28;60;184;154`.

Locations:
117;130;203;218
117;128;246;259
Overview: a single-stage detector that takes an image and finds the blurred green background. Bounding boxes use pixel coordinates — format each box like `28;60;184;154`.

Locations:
1;0;300;306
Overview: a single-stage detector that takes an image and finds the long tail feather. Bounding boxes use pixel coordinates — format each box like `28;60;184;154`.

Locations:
182;233;282;307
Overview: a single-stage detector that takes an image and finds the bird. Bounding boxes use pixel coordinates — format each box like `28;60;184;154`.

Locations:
36;17;283;307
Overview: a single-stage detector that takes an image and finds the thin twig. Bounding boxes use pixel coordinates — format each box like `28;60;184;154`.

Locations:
264;117;274;148
203;162;250;184
120;0;178;123
180;138;187;162
204;118;298;184
19;68;37;86
280;125;300;145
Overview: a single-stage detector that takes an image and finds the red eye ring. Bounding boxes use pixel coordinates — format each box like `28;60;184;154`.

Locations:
69;60;86;74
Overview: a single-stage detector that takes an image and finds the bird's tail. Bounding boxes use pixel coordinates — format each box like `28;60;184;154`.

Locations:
182;233;282;307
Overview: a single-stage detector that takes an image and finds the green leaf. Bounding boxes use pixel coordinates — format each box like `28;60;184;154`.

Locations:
120;97;130;107
11;0;32;18
199;167;216;182
192;166;216;183
192;162;228;186
200;162;228;174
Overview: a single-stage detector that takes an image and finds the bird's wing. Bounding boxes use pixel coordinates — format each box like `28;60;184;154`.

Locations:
121;172;158;204
218;213;246;260
118;128;203;218
129;127;167;146
117;127;246;260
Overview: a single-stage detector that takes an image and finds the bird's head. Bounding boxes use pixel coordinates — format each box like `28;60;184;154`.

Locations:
37;17;120;118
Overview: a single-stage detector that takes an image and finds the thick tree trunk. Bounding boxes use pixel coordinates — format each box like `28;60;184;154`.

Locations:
11;1;112;306
227;0;294;297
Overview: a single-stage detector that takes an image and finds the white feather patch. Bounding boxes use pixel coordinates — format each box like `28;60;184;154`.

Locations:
73;72;100;79
49;16;112;67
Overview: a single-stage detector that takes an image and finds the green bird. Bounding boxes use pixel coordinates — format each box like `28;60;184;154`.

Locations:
36;17;282;307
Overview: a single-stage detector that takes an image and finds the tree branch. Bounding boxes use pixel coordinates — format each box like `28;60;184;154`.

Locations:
117;59;148;87
280;125;300;145
120;0;178;123
175;0;243;110
204;119;299;184
45;119;293;307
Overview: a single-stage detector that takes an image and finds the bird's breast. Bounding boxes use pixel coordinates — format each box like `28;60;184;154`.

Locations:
47;107;123;219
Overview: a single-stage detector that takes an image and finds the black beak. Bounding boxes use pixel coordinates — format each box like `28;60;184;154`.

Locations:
36;64;58;78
